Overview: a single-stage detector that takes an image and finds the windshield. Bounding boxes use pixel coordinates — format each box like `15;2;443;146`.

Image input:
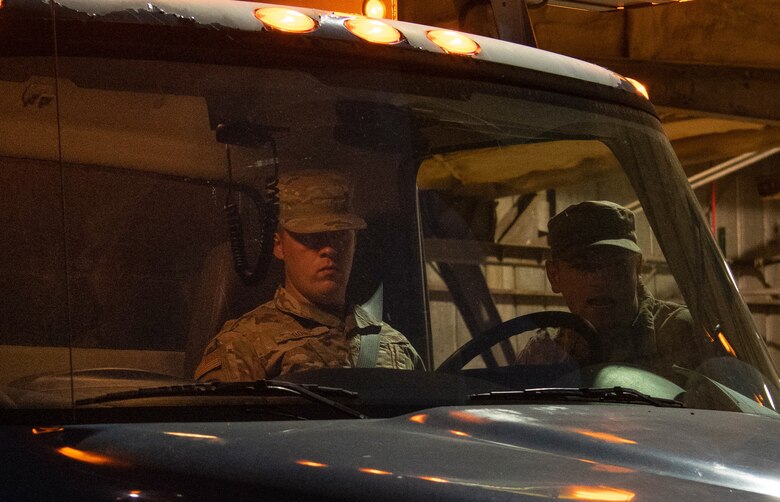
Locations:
1;22;778;422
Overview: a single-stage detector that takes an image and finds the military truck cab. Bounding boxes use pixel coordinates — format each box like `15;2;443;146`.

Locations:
0;0;778;499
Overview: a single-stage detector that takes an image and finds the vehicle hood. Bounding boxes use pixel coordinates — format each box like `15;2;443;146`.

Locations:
11;404;780;500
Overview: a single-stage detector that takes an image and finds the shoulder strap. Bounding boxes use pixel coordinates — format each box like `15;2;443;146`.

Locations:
356;333;381;368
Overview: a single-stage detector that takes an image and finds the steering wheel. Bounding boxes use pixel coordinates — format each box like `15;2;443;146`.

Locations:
437;311;603;372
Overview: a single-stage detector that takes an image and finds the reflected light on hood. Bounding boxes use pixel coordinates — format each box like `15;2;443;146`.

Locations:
409;414;428;424
449;410;492;423
578;458;635;474
763;384;777;410
718;332;737;357
449;430;471;438
296;459;328;468
164;431;221;441
570;429;637;445
359;467;393;475
57;446;115;465
560;485;635;501
418;476;450;483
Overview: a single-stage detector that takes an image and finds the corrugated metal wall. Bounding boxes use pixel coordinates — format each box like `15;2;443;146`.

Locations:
693;154;780;371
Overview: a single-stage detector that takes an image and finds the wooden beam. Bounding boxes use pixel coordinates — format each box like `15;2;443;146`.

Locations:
589;58;780;122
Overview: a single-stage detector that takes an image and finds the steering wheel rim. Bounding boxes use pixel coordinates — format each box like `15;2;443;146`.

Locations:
437;311;603;373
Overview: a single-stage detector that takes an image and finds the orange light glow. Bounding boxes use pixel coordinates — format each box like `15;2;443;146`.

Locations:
164;432;221;441
754;394;766;407
345;18;402;44
296;459;328;468
362;0;386;18
577;458;634;473
449;429;471;438
409;414;428;424
426;30;480;56
254;8;318;33
570;429;637;445
624;77;649;100
359;467;393;475
449;410;491;424
561;486;635;501
591;464;636;474
57;447;114;465
418;476;450;483
32;426;64;435
718;333;737;357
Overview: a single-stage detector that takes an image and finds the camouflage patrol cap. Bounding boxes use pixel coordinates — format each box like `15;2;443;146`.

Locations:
548;200;642;260
278;170;367;233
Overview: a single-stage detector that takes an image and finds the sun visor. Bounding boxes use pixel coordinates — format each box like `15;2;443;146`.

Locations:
417;139;619;198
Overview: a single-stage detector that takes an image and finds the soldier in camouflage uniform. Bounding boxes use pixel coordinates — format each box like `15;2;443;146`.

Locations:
516;201;709;379
195;170;423;381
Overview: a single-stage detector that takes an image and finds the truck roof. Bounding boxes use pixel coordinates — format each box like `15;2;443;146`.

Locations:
4;0;654;113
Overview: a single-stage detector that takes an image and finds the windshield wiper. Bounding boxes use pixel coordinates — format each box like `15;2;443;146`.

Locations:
470;386;684;408
75;380;366;419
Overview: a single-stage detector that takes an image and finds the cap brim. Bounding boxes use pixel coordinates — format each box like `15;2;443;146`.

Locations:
282;213;367;233
588;238;642;254
557;238;641;260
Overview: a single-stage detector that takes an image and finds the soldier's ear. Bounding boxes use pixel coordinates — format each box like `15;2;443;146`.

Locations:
546;260;562;293
273;231;284;260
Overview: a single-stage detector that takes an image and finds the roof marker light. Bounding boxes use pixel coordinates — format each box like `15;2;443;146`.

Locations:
426;30;481;56
345;17;402;44
362;0;387;19
254;7;318;34
625;77;649;100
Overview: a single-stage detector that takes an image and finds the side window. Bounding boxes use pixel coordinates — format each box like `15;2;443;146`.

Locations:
418;139;684;370
0;13;72;384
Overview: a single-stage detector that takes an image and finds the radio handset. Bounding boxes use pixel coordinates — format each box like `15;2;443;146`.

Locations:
217;123;280;286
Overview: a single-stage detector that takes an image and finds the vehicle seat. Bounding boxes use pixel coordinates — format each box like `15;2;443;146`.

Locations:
182;241;281;378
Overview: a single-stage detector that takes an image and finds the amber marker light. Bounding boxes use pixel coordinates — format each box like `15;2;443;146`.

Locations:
254;7;318;34
345;17;401;44
560;485;635;501
449;429;471;438
32;426;64;435
362;0;386;18
625;77;649;100
426;29;480;56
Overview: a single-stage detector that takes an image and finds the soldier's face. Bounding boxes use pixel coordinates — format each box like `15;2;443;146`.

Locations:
546;248;642;333
274;228;356;307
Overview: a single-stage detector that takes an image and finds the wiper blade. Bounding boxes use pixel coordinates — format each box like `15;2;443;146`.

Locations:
76;380;366;418
471;386;684;408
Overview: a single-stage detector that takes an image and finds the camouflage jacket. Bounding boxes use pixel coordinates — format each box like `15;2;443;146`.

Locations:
516;286;708;378
195;287;424;381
